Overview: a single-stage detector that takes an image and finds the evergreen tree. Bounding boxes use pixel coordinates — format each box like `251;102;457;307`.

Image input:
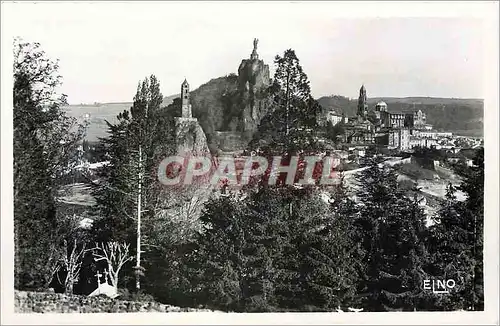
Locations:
13;39;86;289
242;186;323;311
460;149;484;311
251;49;321;154
302;178;364;311
92;75;177;291
428;148;484;310
188;185;348;312
355;163;429;311
325;121;345;144
92;112;138;243
426;183;470;310
188;194;247;311
189;187;291;312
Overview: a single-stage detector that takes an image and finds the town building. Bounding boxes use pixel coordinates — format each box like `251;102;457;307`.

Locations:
318;109;346;126
328;112;345;126
413;131;453;138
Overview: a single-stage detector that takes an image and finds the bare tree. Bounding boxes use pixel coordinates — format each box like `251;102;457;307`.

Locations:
44;242;65;289
92;242;134;290
59;239;87;294
44;214;81;290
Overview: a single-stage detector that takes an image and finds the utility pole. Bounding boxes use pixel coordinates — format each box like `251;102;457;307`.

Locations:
285;68;291;137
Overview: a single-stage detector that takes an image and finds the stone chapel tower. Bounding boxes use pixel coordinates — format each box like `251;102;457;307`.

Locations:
181;78;192;118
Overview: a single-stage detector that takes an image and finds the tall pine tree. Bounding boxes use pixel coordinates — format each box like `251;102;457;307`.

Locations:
302;178;364;311
355;162;429;311
251;49;321;155
92;75;176;291
187;194;247;311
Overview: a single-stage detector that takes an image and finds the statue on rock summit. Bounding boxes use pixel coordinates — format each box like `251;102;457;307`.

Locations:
250;38;259;60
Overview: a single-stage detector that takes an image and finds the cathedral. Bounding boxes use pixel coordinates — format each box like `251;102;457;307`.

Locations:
342;85;433;150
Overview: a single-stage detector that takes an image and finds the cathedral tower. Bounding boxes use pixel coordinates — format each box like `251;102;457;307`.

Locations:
181;78;192;118
357;84;368;120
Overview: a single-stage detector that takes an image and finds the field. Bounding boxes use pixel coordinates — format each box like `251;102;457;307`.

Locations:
64;102;130;141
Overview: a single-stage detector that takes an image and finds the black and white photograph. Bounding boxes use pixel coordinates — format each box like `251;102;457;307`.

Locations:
1;1;498;325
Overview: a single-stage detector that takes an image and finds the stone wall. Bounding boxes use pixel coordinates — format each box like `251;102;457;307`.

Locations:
213;131;248;152
14;291;215;313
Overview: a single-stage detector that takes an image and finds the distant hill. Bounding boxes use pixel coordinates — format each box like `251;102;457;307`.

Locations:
64;93;181;141
63;77;240;142
162;93;180;107
66;72;267;145
65;91;484;142
317;95;484;137
369;97;484;106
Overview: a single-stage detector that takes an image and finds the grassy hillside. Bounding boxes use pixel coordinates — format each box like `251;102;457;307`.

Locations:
317;95;484;136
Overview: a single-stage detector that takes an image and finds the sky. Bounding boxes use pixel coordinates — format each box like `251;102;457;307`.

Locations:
3;1;493;104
